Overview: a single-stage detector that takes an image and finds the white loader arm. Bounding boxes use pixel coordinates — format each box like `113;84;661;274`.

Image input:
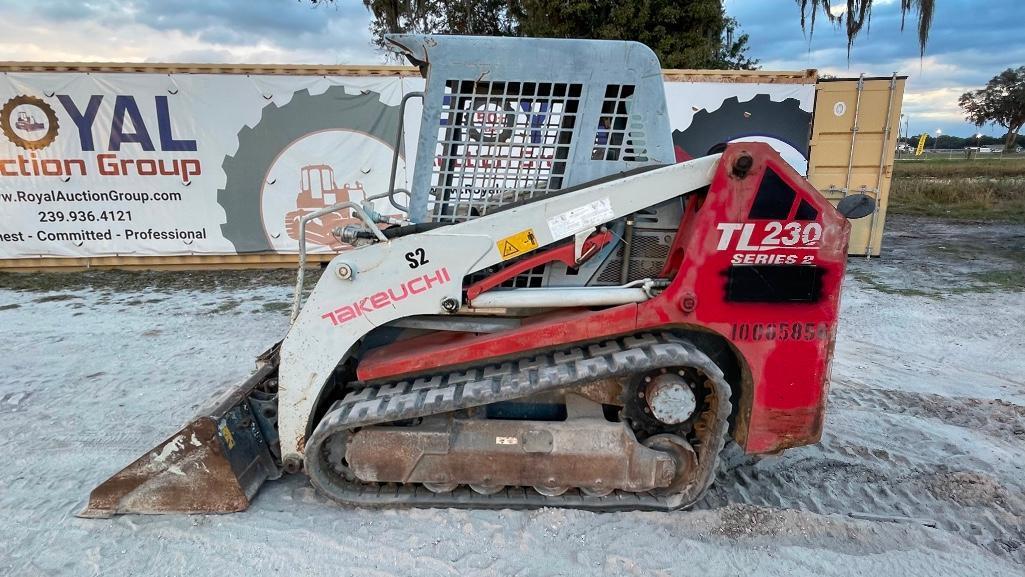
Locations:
276;154;722;467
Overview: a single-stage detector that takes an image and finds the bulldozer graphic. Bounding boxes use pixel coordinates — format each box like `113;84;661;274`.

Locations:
14;111;46;132
284;164;366;250
1;95;59;150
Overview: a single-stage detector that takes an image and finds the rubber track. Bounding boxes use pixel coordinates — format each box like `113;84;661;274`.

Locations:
304;332;732;511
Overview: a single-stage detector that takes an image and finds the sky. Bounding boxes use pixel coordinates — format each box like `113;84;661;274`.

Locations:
0;0;1022;138
726;0;1025;138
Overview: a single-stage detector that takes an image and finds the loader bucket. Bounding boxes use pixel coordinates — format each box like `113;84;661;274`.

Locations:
79;353;281;518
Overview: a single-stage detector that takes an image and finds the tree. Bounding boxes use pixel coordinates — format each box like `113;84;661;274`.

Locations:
306;0;756;70
718;16;758;70
308;1;938;61
358;1;516;47
795;0;936;55
959;67;1025;151
510;0;754;69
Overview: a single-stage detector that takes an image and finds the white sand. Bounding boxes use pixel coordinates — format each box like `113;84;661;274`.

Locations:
1;216;1022;576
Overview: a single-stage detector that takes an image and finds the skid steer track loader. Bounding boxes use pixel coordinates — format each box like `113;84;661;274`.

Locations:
82;35;865;516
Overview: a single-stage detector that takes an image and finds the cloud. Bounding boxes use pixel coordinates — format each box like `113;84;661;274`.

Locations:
2;0;1022;136
1;0;383;64
131;0;338;50
727;0;1025;136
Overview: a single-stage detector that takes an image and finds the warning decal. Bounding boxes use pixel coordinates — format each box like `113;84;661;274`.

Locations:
497;228;539;260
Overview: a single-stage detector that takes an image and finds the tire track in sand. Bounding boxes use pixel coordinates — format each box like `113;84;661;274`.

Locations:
700;384;1025;564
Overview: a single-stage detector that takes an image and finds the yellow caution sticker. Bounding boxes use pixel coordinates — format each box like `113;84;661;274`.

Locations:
496;228;539;260
219;422;235;450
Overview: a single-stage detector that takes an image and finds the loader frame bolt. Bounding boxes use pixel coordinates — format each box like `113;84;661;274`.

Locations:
680;293;697;313
336;263;353;280
283;455;303;474
441;297;460;313
732;154;754;179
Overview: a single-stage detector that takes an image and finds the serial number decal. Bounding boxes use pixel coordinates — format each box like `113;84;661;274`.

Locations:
730;322;831;342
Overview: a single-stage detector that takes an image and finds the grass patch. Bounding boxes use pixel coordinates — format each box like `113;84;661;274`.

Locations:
33;294;81;303
261;301;290;312
969;269;1025;291
849;262;1025;296
210;300;240;314
847;269;933;297
894;157;1025;178
0;303;21;311
890;159;1025;221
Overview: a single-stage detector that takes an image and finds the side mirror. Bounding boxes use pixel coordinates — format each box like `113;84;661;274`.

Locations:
836;194;876;220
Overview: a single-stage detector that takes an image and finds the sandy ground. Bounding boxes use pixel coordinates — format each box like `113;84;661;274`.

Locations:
1;215;1023;576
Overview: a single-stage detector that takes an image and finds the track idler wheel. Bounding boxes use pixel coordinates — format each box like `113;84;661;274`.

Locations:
423;482;459;493
470;483;505;495
533;485;570;497
580;486;614;497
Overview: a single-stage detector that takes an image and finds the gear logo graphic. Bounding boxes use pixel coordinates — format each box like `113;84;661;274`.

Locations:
1;95;60;150
216;86;402;253
672;94;810;162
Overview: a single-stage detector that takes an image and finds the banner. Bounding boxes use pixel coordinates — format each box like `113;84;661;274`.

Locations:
915;132;928;156
0;70;811;259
